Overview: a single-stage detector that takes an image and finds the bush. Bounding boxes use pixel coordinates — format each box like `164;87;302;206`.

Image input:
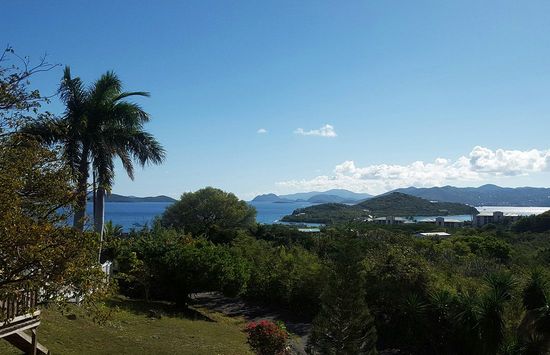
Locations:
232;235;323;316
114;227;250;306
245;320;289;355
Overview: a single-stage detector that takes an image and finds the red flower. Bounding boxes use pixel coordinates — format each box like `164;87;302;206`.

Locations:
244;319;289;355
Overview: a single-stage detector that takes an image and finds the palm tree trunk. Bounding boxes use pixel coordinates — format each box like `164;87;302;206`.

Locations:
94;186;106;261
73;146;90;230
92;171;97;224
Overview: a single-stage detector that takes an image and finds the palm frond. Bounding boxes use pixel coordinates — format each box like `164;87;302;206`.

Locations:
111;101;150;125
114;91;150;101
90;71;122;105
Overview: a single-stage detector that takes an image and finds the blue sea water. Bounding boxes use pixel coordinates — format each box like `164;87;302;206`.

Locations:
87;202;550;231
86;201;316;230
248;201;315;224
85;202;173;230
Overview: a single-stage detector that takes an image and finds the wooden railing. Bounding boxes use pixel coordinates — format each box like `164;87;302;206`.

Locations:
0;290;38;324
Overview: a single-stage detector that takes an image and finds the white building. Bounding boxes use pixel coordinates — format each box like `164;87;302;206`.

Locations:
418;217;464;228
373;216;413;225
415;232;451;237
474;211;520;227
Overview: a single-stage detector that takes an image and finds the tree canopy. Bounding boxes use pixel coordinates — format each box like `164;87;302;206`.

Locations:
161;187;256;242
0;48;107;310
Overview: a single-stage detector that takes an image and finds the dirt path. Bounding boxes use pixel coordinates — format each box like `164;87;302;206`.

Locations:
191;292;312;354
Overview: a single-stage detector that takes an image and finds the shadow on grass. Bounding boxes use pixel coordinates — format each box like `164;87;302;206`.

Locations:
108;297;215;322
191;293;312;337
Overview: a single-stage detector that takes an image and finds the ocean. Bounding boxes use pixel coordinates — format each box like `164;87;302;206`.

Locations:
85;201;316;230
85;202;550;231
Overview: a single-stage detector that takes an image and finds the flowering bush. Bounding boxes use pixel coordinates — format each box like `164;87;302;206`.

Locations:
245;320;290;355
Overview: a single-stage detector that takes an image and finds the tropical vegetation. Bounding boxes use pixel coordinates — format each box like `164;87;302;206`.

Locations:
102;187;550;354
0;48;108;312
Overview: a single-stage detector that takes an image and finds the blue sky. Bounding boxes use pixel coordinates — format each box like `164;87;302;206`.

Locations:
5;0;550;199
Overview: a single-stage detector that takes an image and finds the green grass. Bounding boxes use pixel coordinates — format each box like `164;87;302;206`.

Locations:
0;298;252;355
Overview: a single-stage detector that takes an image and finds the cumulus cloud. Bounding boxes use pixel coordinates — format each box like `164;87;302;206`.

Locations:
468;146;550;175
257;128;268;134
276;146;550;194
294;124;337;137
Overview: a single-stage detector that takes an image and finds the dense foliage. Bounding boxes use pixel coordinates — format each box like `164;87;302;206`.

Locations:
513;211;550;233
0;136;108;308
0;49;108;313
109;195;550;354
112;225;249;306
308;235;377;355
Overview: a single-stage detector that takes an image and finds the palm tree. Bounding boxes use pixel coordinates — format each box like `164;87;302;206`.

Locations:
24;67;89;228
24;67;165;240
85;71;164;241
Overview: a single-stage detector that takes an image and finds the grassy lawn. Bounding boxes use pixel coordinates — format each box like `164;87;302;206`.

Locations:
0;298;252;355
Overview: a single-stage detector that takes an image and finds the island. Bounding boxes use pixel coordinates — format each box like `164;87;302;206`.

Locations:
101;194;176;203
281;192;479;224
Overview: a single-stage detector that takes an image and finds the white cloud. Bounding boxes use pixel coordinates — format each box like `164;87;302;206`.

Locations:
294;124;337;137
257;128;268;134
468;146;550;175
276;146;550;194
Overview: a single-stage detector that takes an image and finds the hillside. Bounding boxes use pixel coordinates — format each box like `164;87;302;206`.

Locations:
0;299;251;355
251;193;293;203
358;192;479;216
282;203;368;224
391;185;550;206
307;194;350;203
281;192;478;224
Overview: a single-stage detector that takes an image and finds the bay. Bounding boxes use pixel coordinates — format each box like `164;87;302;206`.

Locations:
85;201;316;230
85;202;550;231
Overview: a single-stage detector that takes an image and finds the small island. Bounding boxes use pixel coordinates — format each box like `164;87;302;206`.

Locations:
281;192;479;224
104;194;176;203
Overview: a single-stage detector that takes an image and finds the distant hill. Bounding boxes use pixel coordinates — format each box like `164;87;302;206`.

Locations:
357;192;478;216
282;203;367;224
390;185;550;206
251;193;293;203
307;194;350;203
281;192;478;224
103;194;176;203
252;189;372;203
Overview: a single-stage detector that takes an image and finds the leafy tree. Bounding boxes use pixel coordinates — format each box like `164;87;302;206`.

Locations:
0;46;58;134
0;135;108;311
0;50;107;312
162;187;256;243
307;235;377;355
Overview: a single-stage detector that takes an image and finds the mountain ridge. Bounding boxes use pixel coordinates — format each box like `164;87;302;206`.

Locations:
251;189;372;203
100;194;177;203
389;185;550;206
